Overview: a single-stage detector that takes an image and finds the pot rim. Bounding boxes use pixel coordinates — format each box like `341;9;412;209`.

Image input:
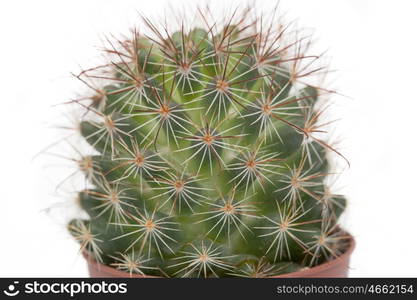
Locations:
84;231;355;278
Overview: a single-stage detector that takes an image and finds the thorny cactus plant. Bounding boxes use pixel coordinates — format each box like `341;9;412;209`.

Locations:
64;5;350;278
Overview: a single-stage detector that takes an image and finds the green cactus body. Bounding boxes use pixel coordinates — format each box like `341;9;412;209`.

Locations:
67;8;349;277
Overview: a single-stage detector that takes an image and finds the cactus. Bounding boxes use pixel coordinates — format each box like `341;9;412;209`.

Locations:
65;5;350;277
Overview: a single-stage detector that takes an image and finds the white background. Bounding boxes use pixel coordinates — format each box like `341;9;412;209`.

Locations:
1;0;416;277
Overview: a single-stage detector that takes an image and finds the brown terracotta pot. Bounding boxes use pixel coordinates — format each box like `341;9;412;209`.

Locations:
85;233;355;278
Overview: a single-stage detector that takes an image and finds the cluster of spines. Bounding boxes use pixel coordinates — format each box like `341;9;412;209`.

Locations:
61;6;349;277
